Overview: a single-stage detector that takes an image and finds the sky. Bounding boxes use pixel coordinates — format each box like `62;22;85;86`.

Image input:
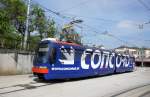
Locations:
32;0;150;49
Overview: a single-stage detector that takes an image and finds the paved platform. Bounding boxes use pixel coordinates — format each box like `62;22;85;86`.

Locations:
0;67;150;97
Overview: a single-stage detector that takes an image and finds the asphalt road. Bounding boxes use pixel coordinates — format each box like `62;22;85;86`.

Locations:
0;67;150;97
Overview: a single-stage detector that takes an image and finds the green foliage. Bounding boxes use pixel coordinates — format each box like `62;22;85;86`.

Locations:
1;0;27;35
60;27;82;44
0;1;57;50
0;9;13;35
0;0;26;49
0;0;81;50
30;5;56;39
46;19;56;37
30;5;47;39
28;36;40;51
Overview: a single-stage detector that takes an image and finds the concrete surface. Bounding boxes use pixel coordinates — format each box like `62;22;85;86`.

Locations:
0;53;34;75
0;67;150;97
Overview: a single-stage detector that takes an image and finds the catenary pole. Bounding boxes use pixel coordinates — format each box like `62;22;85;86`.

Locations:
23;0;31;49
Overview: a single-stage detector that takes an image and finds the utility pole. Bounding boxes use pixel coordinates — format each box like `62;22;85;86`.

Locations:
140;47;144;67
23;0;31;49
138;24;144;67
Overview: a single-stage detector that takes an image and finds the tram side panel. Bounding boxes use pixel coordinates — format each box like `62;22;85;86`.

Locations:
115;54;135;73
44;45;79;79
72;48;116;77
97;51;116;75
44;46;116;79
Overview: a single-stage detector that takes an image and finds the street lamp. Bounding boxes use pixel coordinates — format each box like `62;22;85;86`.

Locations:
70;19;83;24
61;19;83;42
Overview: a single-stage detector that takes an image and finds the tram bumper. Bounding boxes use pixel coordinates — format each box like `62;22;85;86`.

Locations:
32;67;49;74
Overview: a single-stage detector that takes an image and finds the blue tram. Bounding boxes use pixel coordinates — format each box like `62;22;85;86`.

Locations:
32;38;135;80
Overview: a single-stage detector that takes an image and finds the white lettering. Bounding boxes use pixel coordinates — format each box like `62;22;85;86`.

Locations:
51;67;80;71
124;56;129;67
109;53;115;68
100;53;105;68
104;52;110;68
91;50;101;69
81;49;92;69
116;55;122;68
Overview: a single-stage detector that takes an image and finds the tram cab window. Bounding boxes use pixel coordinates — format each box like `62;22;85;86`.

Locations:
49;48;56;64
36;43;49;64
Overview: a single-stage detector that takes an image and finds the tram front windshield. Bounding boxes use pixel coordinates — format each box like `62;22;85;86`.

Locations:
36;43;49;64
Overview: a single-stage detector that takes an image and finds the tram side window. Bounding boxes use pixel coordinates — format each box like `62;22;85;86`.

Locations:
49;48;56;64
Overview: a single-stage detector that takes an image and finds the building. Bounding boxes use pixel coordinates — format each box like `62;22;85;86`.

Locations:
114;46;150;66
145;49;150;58
115;46;150;58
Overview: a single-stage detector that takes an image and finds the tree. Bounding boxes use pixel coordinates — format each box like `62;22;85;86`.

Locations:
0;0;27;36
46;19;56;37
0;0;26;49
30;5;57;39
30;5;47;39
0;0;57;50
0;1;21;48
0;9;13;36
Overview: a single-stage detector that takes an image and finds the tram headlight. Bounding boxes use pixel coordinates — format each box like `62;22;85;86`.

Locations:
39;66;47;69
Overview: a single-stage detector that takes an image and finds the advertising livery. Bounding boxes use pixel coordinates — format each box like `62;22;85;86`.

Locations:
32;38;135;80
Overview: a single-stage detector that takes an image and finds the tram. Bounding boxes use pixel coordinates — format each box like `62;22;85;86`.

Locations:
32;38;135;80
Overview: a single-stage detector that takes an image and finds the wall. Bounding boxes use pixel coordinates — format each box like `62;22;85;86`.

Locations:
0;51;34;75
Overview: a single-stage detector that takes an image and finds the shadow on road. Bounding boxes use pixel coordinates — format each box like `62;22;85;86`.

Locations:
33;71;133;83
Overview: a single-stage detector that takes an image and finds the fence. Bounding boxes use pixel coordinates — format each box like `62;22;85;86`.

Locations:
0;36;39;51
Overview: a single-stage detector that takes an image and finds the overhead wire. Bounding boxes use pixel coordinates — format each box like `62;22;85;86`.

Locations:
32;0;139;26
137;0;150;11
136;0;150;31
62;13;142;28
62;13;119;23
31;0;146;47
58;0;93;13
76;23;139;47
31;0;73;20
31;1;133;46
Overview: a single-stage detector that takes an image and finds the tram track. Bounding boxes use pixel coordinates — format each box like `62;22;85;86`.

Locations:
110;83;150;97
0;78;63;95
